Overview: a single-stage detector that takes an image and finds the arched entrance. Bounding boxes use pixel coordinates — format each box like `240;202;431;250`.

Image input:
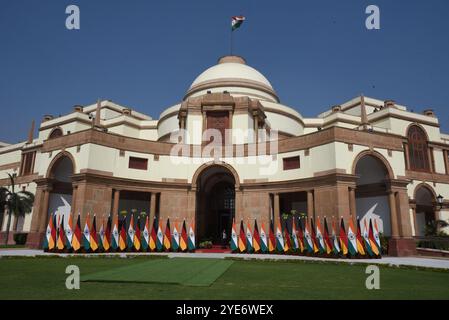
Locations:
195;164;236;245
414;185;436;236
46;153;75;226
354;152;392;236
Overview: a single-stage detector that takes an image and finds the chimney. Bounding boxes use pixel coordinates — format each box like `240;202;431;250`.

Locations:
27;120;35;144
384;100;395;108
423;109;435;117
360;95;369;129
122;108;132;116
42;115;54;122
332;105;342;113
94;100;101;127
73;105;83;113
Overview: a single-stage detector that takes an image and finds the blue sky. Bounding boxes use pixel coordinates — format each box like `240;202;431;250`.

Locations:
0;0;448;143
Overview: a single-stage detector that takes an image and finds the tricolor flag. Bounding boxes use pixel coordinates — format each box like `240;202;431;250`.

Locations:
246;221;253;253
172;221;180;252
323;217;333;255
297;218;305;253
71;213;82;252
180;219;188;252
82;213;91;251
315;217;326;254
150;217;158;251
188;221;196;252
310;218;319;253
356;217;366;256
119;217;127;251
253;220;261;253
230;219;238;252
127;214;135;250
283;221;291;253
231;16;245;31
369;219;380;256
43;213;55;251
268;220;276;253
156;221;164;252
98;216;105;251
303;218;314;253
134;216;141;251
331;218;341;255
111;215;119;251
362;219;374;256
238;220;246;253
275;222;284;253
103;215;111;252
164;218;171;251
259;222;268;253
57;215;65;251
142;216;150;252
373;219;382;255
90;215;99;252
339;217;348;255
65;213;73;250
291;219;299;252
347;218;358;256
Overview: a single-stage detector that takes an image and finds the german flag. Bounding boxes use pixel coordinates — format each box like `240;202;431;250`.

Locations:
356;217;366;256
268;220;276;253
253;220;261;253
90;215;99;252
283;220;291;253
238;220;246;253
49;213;57;251
180;219;188;252
119;217;127;251
297;218;305;253
163;218;171;251
149;217;158;251
323;217;333;255
57;215;65;251
71;214;82;252
103;215;111;252
339;217;349;255
134;216;141;251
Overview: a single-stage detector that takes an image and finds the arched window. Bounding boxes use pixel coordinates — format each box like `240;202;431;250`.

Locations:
48;128;63;139
408;125;430;172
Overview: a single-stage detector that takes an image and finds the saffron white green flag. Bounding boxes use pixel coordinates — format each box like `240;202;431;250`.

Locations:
260;223;268;253
347;220;358;256
172;224;180;251
232;16;245;31
230;221;238;251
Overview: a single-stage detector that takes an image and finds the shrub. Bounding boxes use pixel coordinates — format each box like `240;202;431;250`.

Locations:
379;234;389;255
199;241;213;249
13;233;28;245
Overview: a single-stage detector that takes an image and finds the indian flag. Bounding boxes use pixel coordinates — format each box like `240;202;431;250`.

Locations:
111;215;119;251
231;16;245;31
369;219;380;256
331;219;341;255
260;222;268;253
374;219;382;254
315;218;326;254
275;222;284;252
65;213;73;250
347;219;358;256
246;222;253;253
142;216;150;251
43;213;53;250
362;219;373;256
156;221;164;252
188;221;196;251
98;217;105;251
127;214;135;250
303;220;313;253
172;222;180;252
82;213;91;251
230;219;238;252
291;219;299;252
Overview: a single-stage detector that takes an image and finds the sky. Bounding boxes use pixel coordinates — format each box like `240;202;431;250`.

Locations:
1;0;448;143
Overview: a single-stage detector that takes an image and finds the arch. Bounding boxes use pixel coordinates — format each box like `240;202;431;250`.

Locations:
48;127;63;140
407;124;430;172
413;183;437;203
191;161;240;189
406;122;430;142
352;150;394;180
46;151;76;179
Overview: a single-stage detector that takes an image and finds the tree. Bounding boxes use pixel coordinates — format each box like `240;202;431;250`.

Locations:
0;174;35;245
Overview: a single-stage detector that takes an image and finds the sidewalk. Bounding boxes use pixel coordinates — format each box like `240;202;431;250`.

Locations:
1;249;449;270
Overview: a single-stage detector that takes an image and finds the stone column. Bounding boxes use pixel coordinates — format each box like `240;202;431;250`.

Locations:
349;187;357;224
235;189;243;224
71;185;78;217
112;189;120;218
388;191;400;238
403;143;410;170
150;192;157;222
307;190;314;219
274;193;280;228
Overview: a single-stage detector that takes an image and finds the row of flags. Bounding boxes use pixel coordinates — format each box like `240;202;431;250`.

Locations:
43;213;196;253
230;217;382;258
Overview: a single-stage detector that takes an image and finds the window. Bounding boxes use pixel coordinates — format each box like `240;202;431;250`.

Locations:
20;152;36;176
408;125;430;172
128;157;148;170
48;128;63;139
206;111;229;144
283;156;300;170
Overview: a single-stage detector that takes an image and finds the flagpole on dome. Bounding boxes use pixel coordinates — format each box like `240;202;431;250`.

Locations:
230;15;246;55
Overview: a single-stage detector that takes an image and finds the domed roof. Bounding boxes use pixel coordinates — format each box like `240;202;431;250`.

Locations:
185;56;279;102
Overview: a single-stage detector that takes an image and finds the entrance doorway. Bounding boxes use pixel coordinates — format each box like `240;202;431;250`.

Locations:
196;165;236;245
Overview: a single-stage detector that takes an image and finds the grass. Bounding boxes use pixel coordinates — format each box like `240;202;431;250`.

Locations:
0;245;26;249
0;256;449;300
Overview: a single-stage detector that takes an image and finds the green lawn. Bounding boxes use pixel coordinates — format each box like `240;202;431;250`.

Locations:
0;256;448;300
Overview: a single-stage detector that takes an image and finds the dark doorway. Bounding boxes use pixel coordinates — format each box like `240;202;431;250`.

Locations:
196;165;235;245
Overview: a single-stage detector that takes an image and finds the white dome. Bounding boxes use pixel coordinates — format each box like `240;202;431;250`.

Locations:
185;56;279;102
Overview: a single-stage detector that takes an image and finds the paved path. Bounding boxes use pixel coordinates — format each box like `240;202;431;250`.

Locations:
1;249;449;270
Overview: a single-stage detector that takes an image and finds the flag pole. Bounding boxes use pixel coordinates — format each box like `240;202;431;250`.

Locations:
230;29;233;55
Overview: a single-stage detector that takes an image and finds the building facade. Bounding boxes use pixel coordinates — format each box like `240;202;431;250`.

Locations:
1;55;448;256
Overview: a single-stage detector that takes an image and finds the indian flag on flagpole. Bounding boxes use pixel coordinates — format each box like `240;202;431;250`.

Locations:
231;16;246;31
230;219;238;252
260;222;268;253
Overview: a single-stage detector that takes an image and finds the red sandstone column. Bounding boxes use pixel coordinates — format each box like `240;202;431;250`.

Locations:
307;190;314;219
274;193;280;228
349;187;357;224
388;191;400;238
112;189;120;218
150;192;157;221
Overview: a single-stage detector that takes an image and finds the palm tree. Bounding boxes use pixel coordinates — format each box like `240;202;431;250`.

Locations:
0;173;35;245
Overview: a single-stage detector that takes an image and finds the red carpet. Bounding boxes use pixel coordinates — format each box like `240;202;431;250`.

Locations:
196;245;231;253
